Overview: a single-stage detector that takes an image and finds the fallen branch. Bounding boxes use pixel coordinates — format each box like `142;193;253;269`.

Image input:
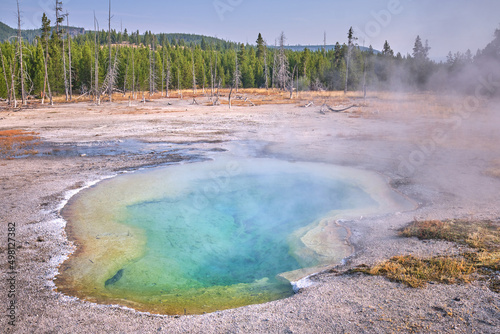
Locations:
75;92;89;100
320;104;356;113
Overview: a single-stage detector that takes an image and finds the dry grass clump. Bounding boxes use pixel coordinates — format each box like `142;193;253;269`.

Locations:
400;219;500;251
0;129;40;159
357;255;475;288
352;219;500;292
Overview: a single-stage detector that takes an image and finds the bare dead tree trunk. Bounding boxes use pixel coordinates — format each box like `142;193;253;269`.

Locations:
94;14;100;105
214;52;218;97
216;78;221;104
0;46;11;105
263;41;269;90
234;52;240;93
148;46;153;95
228;85;233;109
151;36;156;94
191;48;196;94
124;50;129;97
108;0;112;102
289;64;296;99
165;54;170;98
132;48;135;99
9;58;17;108
296;66;299;98
62;22;69;101
323;31;327;57
363;57;367;99
277;32;289;91
161;43;165;97
177;68;182;99
272;41;277;90
344;49;350;95
67;12;72;100
209;50;214;97
41;14;53;105
108;0;112;101
89;27;93;101
17;0;26;106
202;63;206;94
42;43;53;105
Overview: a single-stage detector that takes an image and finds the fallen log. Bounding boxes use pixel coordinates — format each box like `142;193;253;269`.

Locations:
320;104;356;113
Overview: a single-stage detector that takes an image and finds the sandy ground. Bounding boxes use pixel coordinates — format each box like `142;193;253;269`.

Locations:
1;93;499;333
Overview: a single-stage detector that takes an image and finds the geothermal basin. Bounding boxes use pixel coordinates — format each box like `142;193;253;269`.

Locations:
56;157;413;315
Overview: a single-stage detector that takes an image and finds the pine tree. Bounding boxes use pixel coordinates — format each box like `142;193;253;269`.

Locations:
41;13;53;105
382;40;394;57
256;33;265;59
344;27;357;94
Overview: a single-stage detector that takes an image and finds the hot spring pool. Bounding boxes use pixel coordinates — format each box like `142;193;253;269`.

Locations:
57;158;413;315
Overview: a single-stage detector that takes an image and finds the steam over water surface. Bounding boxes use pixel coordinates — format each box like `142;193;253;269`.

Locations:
57;158;413;315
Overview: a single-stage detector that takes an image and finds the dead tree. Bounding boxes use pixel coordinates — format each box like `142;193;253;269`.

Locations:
94;13;100;105
289;64;297;99
66;12;72;100
123;51;129;97
344;27;357;95
148;44;153;95
323;31;327;57
149;35;157;95
271;39;277;90
40;13;52;105
209;49;214;97
202;62;206;94
9;56;17;108
132;47;135;99
263;40;269;90
177;68;182;99
165;53;170;97
214;51;218;98
61;20;69;101
16;0;26;106
277;32;290;91
161;42;165;96
108;0;112;102
191;48;197;94
55;1;69;101
296;65;299;98
233;51;241;93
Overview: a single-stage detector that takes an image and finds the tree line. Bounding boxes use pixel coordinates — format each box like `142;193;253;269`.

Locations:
1;2;499;106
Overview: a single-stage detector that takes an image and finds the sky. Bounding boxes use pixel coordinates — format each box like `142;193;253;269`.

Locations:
1;0;499;60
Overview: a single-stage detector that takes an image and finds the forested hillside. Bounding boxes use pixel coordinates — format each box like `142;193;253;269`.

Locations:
1;16;499;104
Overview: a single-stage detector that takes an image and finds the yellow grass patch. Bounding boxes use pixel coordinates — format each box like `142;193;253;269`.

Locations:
352;219;500;292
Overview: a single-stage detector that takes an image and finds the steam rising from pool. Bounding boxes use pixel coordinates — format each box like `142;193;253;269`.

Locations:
57;158;412;315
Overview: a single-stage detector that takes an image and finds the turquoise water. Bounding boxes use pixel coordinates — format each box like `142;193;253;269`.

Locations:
59;158;411;314
105;172;373;297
